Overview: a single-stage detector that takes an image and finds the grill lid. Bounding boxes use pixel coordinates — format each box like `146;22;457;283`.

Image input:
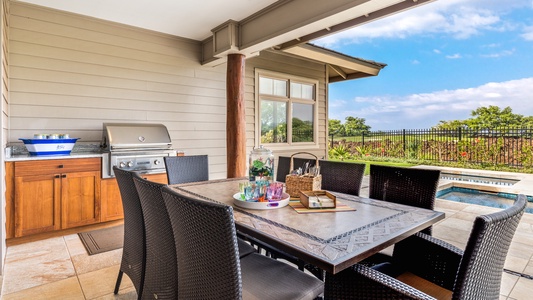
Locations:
102;123;172;151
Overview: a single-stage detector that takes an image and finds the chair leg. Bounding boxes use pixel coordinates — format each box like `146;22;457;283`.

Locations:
114;270;123;294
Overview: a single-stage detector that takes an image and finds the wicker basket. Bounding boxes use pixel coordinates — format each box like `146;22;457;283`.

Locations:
285;152;322;198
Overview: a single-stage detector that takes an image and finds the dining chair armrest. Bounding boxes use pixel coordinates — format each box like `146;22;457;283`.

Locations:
393;232;464;290
325;264;436;300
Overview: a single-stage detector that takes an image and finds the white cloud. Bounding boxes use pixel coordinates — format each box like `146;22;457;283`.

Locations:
315;0;526;46
522;25;533;40
446;53;462;59
480;49;515;58
433;49;441;54
329;78;533;130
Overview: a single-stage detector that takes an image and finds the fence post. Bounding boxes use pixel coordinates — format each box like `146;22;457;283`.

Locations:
403;129;406;155
330;133;334;148
458;127;462;141
362;132;365;146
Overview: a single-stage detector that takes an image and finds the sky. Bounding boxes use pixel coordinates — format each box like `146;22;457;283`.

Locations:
314;0;533;130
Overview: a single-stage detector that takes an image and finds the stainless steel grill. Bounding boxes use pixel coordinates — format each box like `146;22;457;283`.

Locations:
101;123;176;178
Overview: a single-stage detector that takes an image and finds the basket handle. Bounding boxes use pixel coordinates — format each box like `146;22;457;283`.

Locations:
289;152;320;171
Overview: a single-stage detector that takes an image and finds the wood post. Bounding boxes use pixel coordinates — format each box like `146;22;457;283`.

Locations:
226;54;247;178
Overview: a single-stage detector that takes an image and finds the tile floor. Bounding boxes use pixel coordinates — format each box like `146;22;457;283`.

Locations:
1;171;533;299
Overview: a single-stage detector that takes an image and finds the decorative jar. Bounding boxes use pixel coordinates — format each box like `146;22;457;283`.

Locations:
248;145;274;182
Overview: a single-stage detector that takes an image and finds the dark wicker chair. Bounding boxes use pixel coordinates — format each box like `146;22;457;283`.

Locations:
369;165;441;235
325;194;527;300
132;176;177;300
276;155;317;183
161;186;325;300
320;160;366;196
164;155;209;184
164;154;255;257
112;167;145;299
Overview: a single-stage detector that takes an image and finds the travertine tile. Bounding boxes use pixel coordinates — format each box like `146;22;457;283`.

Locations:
500;271;519;296
433;224;470;247
71;248;122;275
1;276;83;300
89;286;137;300
78;265;133;300
509;277;533;299
505;256;529;274
2;237;75;294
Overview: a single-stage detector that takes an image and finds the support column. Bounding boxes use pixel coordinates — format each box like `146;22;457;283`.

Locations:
226;54;247;178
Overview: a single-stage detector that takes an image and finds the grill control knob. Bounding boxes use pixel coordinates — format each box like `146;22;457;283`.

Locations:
154;159;161;165
127;161;134;168
119;162;126;168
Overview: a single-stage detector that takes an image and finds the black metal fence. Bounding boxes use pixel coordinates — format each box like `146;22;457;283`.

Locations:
330;127;533;168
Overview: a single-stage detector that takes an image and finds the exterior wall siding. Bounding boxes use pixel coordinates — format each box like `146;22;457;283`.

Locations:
0;0;9;273
8;2;229;178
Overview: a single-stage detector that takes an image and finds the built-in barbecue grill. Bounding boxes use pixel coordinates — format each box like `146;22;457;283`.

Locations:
101;123;176;178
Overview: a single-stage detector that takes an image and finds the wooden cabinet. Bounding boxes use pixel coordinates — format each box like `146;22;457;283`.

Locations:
9;158;101;238
101;173;168;221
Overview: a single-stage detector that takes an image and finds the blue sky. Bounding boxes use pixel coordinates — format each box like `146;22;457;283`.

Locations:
315;0;533;130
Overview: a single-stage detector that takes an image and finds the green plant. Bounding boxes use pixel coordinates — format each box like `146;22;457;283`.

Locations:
329;144;352;161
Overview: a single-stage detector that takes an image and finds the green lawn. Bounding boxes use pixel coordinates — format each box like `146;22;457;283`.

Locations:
328;159;416;175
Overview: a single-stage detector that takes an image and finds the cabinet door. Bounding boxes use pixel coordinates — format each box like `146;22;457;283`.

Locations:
100;173;168;221
61;171;101;229
100;178;123;222
14;174;61;237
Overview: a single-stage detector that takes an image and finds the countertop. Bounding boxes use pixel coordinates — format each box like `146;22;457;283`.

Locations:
5;152;104;162
4;143;104;162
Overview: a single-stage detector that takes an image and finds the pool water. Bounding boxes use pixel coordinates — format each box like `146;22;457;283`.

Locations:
440;172;519;186
437;187;533;214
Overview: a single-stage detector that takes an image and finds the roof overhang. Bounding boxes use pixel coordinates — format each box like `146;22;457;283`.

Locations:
279;43;387;82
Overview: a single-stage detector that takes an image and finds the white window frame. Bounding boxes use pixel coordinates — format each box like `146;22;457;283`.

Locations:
254;69;319;151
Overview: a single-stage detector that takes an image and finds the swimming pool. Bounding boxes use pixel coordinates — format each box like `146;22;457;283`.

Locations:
440;172;519;186
437;187;533;214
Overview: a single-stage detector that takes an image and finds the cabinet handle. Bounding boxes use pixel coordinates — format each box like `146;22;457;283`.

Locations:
55;175;60;178
62;174;67;178
58;165;64;168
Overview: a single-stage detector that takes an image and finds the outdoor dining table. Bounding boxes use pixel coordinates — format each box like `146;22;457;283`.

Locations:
169;177;445;275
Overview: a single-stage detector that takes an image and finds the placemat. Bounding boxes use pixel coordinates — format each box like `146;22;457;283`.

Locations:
288;199;356;213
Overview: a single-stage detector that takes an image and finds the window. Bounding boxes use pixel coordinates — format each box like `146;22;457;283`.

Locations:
257;71;317;146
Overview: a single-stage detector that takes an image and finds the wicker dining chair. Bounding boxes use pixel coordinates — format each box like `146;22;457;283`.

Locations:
161;186;325;300
369;165;441;235
325;194;527;300
164;154;255;257
276;155;317;183
164;155;209;184
320;160;366;196
112;167;145;299
132;176;177;300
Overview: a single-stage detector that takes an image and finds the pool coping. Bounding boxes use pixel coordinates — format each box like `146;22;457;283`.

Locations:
414;165;533;197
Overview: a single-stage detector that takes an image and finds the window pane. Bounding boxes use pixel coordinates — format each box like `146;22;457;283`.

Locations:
273;79;287;97
292;103;314;142
290;82;301;98
261;100;287;143
259;77;273;95
291;82;314;99
301;84;314;100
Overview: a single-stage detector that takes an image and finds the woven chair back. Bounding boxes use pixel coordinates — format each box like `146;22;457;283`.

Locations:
320;160;366;196
164;155;209;184
162;186;242;299
112;167;145;296
369;165;440;234
133;176;177;299
453;194;527;299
